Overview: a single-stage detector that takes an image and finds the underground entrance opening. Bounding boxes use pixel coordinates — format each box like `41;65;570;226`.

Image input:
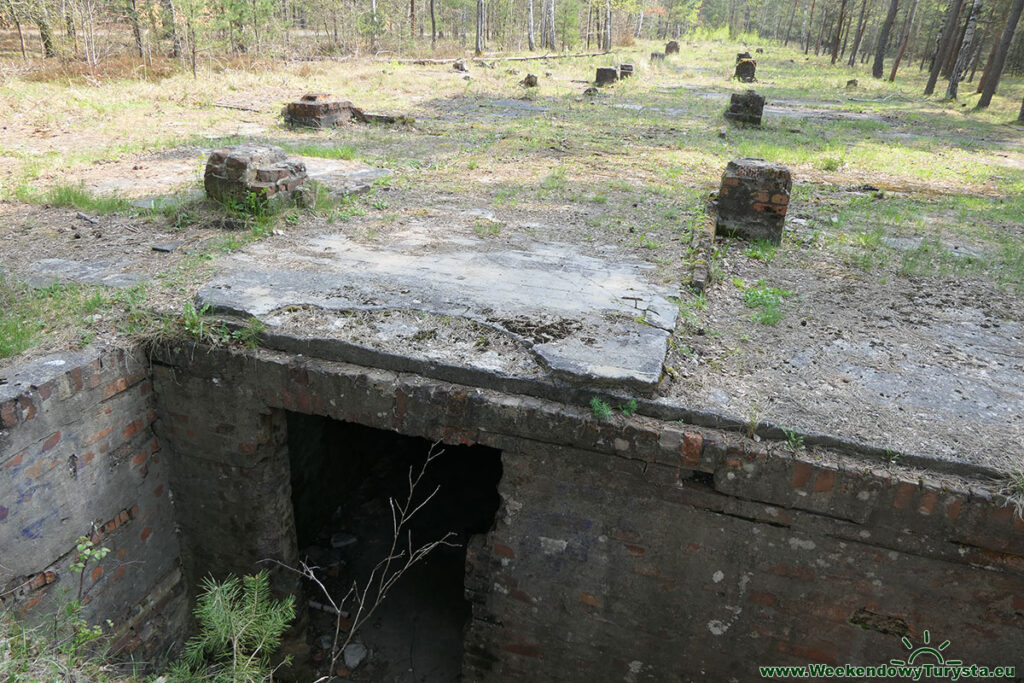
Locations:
285;413;503;680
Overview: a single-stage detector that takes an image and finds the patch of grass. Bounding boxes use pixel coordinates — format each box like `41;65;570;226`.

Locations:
619;399;638;416
0;276;126;358
280;142;357;160
1000;469;1024;520
539;167;568;195
741;280;794;325
474;218;502;237
744;239;779;263
16;182;135;214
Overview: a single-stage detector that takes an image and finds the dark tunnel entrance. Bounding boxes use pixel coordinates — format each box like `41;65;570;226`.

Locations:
286;413;503;681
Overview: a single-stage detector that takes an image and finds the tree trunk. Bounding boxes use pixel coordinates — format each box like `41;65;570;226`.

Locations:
528;0;535;49
635;0;644;37
925;0;964;93
977;3;1009;91
548;0;556;49
371;0;378;50
941;0;969;77
37;13;56;57
160;0;181;57
945;0;982;98
831;0;848;62
848;0;870;66
410;0;416;41
1018;93;1024;120
603;0;610;49
125;0;144;57
888;0;917;79
804;0;816;52
475;0;483;54
784;0;800;45
871;0;899;77
430;0;436;47
977;0;1024;106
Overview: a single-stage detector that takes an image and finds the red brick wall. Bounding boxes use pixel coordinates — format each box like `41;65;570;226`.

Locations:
0;348;187;664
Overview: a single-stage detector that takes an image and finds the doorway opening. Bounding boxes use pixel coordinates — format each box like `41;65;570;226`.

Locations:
286;413;502;681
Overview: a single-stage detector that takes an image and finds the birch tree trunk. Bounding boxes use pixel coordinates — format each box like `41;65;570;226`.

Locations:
945;0;982;98
528;0;535;49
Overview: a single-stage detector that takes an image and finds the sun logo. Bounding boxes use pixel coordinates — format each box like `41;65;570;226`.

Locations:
890;630;963;667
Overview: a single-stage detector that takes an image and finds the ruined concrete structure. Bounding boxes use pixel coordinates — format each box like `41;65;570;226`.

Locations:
595;67;618;86
284;93;357;128
203;145;307;206
619;63;635;78
724;89;765;125
3;331;1023;679
665;40;680;54
715;157;792;243
735;57;757;82
650;52;665;62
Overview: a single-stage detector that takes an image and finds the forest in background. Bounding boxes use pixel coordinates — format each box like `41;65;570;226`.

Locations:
1;0;1024;111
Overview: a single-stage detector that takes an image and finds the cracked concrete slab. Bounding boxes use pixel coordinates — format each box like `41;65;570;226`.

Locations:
197;234;677;393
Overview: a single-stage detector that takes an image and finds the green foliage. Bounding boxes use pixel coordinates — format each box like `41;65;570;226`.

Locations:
619;399;638;416
280;143;357;160
15;182;135;214
169;571;295;683
232;317;267;350
70;536;111;601
741;281;794;325
589;397;612;420
782;428;805;453
0;599;114;681
0;275;122;358
744;239;779;263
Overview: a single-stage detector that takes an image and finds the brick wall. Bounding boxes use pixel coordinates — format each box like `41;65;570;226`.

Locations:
0;348;187;664
151;346;1024;680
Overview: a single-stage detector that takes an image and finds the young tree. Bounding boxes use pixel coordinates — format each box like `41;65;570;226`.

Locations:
977;0;1024;106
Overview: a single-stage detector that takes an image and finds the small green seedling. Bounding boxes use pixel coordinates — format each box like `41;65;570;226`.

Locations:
619;399;638;417
590;397;613;421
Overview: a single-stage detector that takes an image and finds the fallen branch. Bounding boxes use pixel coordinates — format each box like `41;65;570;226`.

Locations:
212;102;266;113
379;51;612;65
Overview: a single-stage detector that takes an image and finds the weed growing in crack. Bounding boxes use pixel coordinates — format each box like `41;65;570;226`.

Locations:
619;399;638;417
590;397;613;421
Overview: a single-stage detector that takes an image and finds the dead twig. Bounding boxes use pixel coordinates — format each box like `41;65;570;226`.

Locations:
262;441;457;680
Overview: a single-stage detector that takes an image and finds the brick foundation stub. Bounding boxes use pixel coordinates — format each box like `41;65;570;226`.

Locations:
735;58;757;82
724;90;765;126
595;67;619;86
619;63;635;78
284;93;356;128
665;40;680;54
204;145;308;207
715;158;792;243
